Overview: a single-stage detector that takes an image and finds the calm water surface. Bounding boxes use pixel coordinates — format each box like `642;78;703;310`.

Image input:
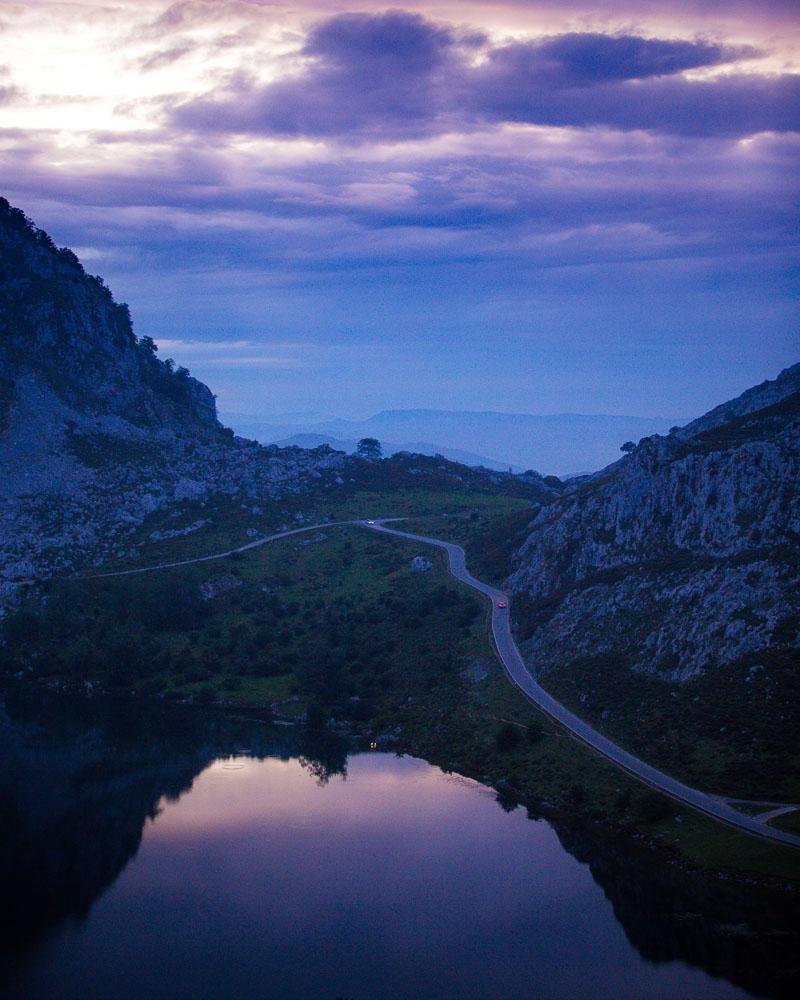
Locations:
0;700;792;1000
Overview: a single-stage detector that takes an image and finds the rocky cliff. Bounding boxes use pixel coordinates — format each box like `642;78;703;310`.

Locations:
508;365;800;683
0;198;349;605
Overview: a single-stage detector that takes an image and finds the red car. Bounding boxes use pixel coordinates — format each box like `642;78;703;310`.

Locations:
497;601;507;608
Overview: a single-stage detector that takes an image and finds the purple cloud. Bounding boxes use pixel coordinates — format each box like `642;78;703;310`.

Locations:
513;33;751;84
172;12;794;141
176;11;468;139
468;57;800;137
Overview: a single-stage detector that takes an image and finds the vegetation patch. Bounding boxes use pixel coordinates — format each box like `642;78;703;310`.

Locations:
538;645;800;801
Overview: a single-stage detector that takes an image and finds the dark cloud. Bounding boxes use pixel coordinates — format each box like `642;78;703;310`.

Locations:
176;10;469;139
304;9;465;70
5;121;797;273
513;33;752;85
173;12;794;141
468;59;800;137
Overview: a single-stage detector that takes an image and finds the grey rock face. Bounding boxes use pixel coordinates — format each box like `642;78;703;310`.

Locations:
508;377;800;681
411;555;433;573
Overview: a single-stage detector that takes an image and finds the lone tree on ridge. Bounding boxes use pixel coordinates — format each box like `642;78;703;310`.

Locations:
356;437;382;459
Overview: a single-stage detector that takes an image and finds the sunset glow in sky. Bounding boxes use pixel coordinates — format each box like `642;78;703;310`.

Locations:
2;1;798;418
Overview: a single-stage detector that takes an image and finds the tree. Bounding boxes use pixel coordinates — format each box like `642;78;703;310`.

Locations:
620;440;636;453
356;437;382;459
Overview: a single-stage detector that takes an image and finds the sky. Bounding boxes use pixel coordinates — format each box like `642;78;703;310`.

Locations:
1;0;798;420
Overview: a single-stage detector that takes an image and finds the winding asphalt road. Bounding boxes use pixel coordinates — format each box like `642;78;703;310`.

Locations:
88;516;800;848
365;520;800;850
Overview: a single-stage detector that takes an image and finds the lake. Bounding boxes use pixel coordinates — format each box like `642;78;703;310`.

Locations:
0;697;794;999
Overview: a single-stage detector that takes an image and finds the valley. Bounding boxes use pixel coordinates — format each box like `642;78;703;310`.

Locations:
1;194;799;997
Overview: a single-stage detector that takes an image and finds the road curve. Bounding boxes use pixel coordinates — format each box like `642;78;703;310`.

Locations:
364;520;800;850
83;514;800;848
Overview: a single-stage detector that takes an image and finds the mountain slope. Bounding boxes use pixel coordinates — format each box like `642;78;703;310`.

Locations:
677;363;800;439
504;368;800;792
0;198;348;604
509;368;800;680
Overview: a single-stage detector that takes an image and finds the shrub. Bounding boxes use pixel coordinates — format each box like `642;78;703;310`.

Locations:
567;783;586;805
614;789;632;814
635;791;673;824
495;723;521;753
194;685;216;704
527;719;544;745
306;702;328;729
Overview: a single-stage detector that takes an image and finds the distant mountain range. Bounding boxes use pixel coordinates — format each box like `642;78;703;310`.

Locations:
266;431;522;473
227;410;687;477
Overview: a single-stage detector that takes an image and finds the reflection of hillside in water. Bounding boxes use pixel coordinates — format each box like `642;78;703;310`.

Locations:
0;695;346;963
546;814;799;999
0;694;797;998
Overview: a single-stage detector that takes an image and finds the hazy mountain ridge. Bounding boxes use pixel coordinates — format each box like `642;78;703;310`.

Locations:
508;366;800;684
267;431;521;472
227;409;685;477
